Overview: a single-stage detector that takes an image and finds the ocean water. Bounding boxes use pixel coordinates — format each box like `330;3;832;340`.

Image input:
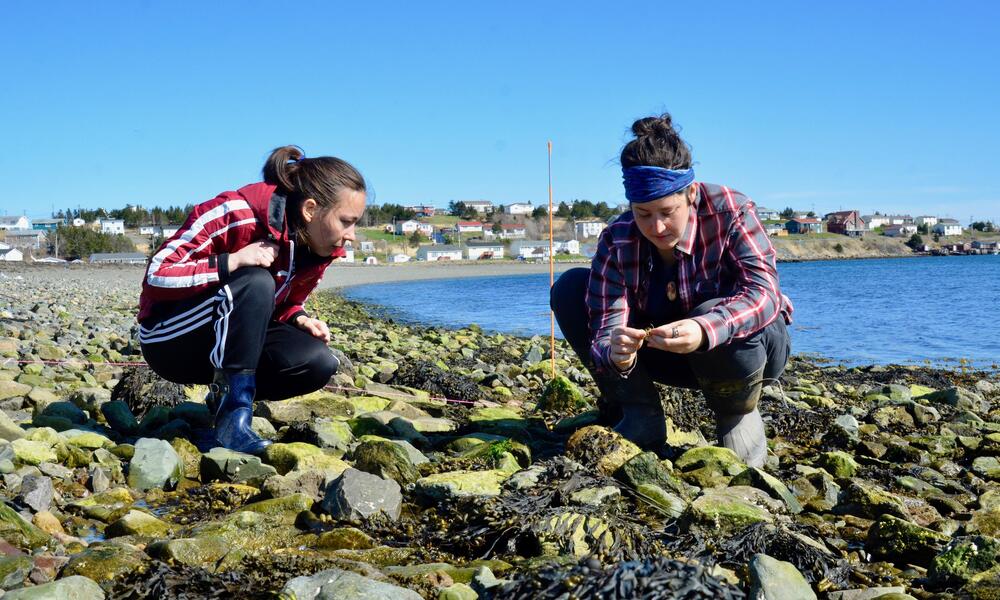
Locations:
343;255;1000;370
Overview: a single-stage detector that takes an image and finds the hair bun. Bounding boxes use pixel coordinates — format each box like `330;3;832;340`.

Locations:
631;114;677;138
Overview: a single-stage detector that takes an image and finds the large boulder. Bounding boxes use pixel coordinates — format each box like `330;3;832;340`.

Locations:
866;514;950;566
748;553;816;600
566;426;642;476
319;468;402;523
351;439;420;485
127;438;183;491
413;470;509;501
200;447;277;487
3;575;106;599
282;567;422;600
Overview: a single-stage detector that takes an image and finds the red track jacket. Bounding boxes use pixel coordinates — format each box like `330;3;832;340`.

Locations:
137;182;343;324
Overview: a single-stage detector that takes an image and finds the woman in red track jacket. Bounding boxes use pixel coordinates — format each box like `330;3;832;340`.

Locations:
137;145;366;454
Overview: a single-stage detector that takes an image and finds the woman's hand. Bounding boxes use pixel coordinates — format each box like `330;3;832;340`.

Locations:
228;240;279;272
609;326;646;371
294;315;331;343
645;319;706;354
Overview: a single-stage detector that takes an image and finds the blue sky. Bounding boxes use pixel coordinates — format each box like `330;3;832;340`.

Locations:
2;1;998;223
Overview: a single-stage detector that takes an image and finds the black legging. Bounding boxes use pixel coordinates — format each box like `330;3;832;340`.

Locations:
139;267;338;401
550;267;790;415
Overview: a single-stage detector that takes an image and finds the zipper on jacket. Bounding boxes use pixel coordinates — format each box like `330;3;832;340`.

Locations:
274;238;296;300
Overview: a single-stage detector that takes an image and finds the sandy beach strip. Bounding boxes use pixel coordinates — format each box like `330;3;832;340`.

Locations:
318;260;587;290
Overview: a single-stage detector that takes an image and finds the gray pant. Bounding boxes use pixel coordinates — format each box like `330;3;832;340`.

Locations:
550;268;790;417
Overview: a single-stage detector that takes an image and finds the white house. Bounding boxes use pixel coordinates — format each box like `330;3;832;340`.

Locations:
389;254;411;263
554;239;580;254
394;220;433;236
574;219;607;239
99;219;125;235
883;224;917;237
465;241;504;260
933;219;963;236
756;207;780;221
915;216;938;227
0;215;30;230
463;200;494;214
395;220;420;235
0;247;24;262
505;203;534;216
510;240;552;260
139;225;161;235
456;221;484;234
359;241;375;252
417;245;463;261
161;226;180;238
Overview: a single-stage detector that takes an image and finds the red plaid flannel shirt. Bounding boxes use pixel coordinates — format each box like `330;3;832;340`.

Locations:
586;182;793;374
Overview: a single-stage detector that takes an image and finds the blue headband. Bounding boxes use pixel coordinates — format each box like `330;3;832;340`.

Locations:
622;166;695;203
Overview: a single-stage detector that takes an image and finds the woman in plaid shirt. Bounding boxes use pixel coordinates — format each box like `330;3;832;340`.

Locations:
551;113;792;467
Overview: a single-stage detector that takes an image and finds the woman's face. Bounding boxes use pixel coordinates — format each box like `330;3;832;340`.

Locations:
301;189;366;256
631;186;696;252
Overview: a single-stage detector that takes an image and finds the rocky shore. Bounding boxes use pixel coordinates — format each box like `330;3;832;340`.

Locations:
1;264;999;599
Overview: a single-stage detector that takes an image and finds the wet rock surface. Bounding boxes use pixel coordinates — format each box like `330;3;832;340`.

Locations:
0;264;998;598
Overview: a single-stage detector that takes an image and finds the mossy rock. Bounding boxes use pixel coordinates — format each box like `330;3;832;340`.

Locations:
241;493;314;516
147;535;231;568
61;542;149;582
413;470;509;501
316;527;377;550
352;439;420;485
866;514;950;566
263;442;350;476
0;502;51;550
616;451;690;499
930;535;1000;587
105;509;171;538
685;486;778;533
566;425;642;476
817;451;859;478
537;375;587;412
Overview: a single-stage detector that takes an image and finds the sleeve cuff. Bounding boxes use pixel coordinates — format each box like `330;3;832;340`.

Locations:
691;313;729;352
286;309;308;324
216;253;230;283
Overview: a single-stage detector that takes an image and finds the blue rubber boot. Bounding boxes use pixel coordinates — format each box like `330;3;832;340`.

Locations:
210;369;271;455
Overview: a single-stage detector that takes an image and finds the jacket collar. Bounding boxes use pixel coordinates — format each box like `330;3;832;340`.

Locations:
674;183;702;256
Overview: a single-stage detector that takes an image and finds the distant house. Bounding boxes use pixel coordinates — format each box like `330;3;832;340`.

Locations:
825;210;867;237
971;240;998;253
364;256;379;265
0;247;24;262
359;241;375;252
554;239;580;254
89;252;147;264
333;246;355;263
933;219;963;236
942;242;969;253
395;220;433;237
99;219;125;235
32;219;62;232
785;218;823;234
405;205;436;217
462;200;494;214
139;224;161;236
0;215;30;231
574;219;607;239
510;240;553;260
755;207;780;221
3;229;45;249
505;203;534;216
456;221;484;234
465;241;505;260
417;245;463;261
863;214;890;229
500;224;526;239
764;223;787;237
887;214;914;225
914;216;938;227
883;224;917;237
389;254;410;263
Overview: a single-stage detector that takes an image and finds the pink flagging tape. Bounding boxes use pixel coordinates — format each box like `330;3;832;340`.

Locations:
4;358;483;408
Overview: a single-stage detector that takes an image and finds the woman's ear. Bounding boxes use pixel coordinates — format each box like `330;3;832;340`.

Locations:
301;198;318;223
686;184;698;205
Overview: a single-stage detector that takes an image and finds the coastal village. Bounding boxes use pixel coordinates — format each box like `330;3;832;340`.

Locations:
0;202;997;265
